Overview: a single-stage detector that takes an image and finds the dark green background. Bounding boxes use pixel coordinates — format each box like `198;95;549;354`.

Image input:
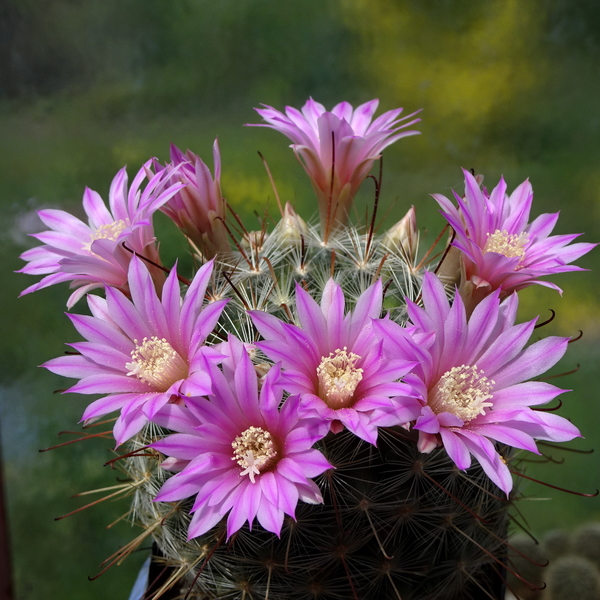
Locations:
2;1;600;597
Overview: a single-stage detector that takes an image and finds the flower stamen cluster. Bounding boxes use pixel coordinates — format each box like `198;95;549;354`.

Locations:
484;229;528;261
232;426;277;483
317;347;364;408
83;220;129;253
126;336;189;391
430;365;494;422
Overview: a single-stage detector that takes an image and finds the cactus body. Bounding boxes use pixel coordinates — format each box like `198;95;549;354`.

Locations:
130;428;509;599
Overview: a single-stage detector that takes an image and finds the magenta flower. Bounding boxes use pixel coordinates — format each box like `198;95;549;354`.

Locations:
18;163;183;308
154;140;230;258
249;98;420;235
375;272;581;494
43;256;228;445
250;279;422;445
434;169;596;311
151;336;332;539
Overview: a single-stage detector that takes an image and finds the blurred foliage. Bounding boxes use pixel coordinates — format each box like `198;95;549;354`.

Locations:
1;1;600;598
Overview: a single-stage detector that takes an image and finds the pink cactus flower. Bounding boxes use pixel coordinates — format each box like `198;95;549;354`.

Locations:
43;256;228;445
434;169;596;312
18;163;183;307
250;279;422;445
154;140;230;258
152;335;332;539
375;272;581;494
249;98;420;236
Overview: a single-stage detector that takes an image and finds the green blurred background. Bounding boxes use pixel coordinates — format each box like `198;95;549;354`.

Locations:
1;0;599;597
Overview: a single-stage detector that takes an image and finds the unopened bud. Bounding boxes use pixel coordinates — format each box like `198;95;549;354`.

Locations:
383;206;418;262
279;202;308;243
241;230;268;252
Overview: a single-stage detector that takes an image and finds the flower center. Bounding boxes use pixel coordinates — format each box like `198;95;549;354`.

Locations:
317;347;363;409
484;229;529;261
83;220;128;252
232;426;277;483
125;336;188;391
430;364;494;422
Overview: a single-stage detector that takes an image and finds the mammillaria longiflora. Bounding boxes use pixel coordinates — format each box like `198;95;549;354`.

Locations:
20;98;595;600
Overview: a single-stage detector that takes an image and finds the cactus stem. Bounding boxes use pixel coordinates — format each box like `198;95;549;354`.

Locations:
414;223;449;273
532;399;564;412
324;469;344;532
81;417;118;429
105;510;130;530
519;454;565;465
420;468;490;524
462;568;499;600
329;248;336;278
485;526;549;568
371;252;390;285
538;441;594;454
184;532;225;600
55;486;132;521
257;151;284;217
145;563;184;600
264;565;272;600
90;507;177;581
458;473;507;501
534;308;556;329
568;330;583;343
221;270;252;311
451;524;541;592
217;213;254;267
362;502;393;559
386;571;404;600
121;241;184;282
490;562;522;600
71;482;133;498
340;551;359;600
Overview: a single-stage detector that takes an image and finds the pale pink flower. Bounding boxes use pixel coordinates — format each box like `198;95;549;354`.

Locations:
434;170;596;311
154;140;230;258
19;163;183;307
152;336;331;539
43;256;227;445
249;98;420;235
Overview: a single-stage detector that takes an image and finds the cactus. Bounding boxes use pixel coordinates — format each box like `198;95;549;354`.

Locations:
506;534;547;600
542;529;571;563
120;223;513;600
545;556;600;600
572;523;600;572
20;97;594;600
130;427;510;599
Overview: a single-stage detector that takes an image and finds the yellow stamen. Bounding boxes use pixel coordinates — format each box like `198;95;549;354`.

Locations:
484;229;528;261
430;364;494;422
317;347;363;409
126;337;188;391
232;426;277;483
83;220;128;253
